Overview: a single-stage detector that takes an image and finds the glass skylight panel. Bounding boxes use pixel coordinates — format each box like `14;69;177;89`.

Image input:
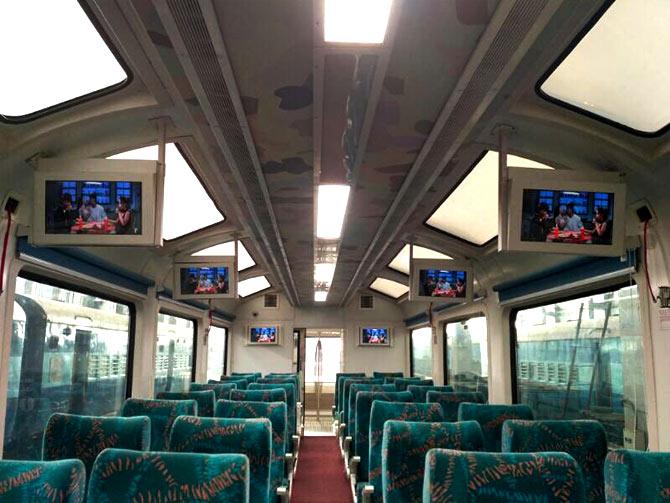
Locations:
192;241;255;271
388;244;452;275
238;276;271;298
0;0;128;118
314;291;328;302
324;0;393;44
540;0;670;133
426;152;553;245
314;263;336;286
316;185;350;239
370;277;409;299
109;144;224;240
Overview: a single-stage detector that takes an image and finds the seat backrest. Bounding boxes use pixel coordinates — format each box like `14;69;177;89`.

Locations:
426;391;485;421
372;371;404;379
335;373;366;414
382;420;483;502
120;398;196;450
257;376;300;401
354;391;413;478
458;403;533;451
0;458;85;503
169;416;272;503
394;378;434;391
341;378;384;434
249;383;296;439
232;372;261;382
215;400;287;495
157;390;216;417
423;449;585;502
191;382;237;399
368;401;444;499
88;448;249;502
604;449;670;503
407;385;454;402
502;419;607;502
347;383;395;439
230;388;287;403
213;377;250;389
42;413;150;480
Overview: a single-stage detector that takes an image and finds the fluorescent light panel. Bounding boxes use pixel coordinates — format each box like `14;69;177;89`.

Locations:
426;152;554;245
369;277;409;299
317;185;350;239
238;276;271;298
0;0;127;117
389;244;452;275
324;0;393;44
192;241;255;271
541;0;670;133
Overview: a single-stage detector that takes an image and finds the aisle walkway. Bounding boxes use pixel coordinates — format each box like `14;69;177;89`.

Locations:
291;436;352;503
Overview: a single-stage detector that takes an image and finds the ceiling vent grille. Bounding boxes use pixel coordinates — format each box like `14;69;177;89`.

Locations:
264;293;279;309
360;294;374;310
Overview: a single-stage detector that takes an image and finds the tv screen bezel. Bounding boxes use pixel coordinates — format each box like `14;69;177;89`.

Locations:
409;258;473;303
33;158;159;246
173;256;237;300
502;167;626;256
358;325;392;347
247;323;281;346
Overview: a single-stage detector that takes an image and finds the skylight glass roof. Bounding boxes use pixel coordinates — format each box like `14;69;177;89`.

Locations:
540;0;670;134
369;277;409;299
324;0;393;44
388;244;452;275
0;0;128;119
238;276;271;298
192;241;255;271
425;152;554;246
109;144;224;240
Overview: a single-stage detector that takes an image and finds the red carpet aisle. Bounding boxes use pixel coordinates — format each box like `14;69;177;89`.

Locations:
291;436;353;502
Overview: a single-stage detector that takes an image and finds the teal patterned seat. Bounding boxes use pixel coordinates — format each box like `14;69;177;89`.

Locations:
341;379;384;436
407;385;454;402
120;398;196;451
426;391;485;421
42;413;150;485
354;391;413;479
502;419;607;502
169;416;272;503
87;448;249;502
257;376;301;403
212;377;250;389
249;383;296;440
191;382;237;399
231;388;287;403
335;373;366;418
382;420;484;502
458;403;533;451
157;390;216;417
0;458;85;502
215;399;288;495
373;371;404;379
364;401;444;501
394;378;434;391
604;449;670;503
423;449;585;502
346;384;395;440
232;372;261;382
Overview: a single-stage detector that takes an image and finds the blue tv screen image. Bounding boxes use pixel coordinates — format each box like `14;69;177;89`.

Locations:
361;328;389;345
45;180;142;235
250;327;277;344
521;189;614;245
418;269;467;298
180;266;230;295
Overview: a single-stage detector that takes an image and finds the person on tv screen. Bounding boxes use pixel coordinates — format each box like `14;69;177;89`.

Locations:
186;274;197;294
592;207;612;244
529;203;552;241
77;197;90;222
216;274;227;294
198;274;213;290
53;193;77;233
115;197;132;234
423;275;436;297
85;194;107;223
564;203;582;232
455;278;466;297
555;205;568;230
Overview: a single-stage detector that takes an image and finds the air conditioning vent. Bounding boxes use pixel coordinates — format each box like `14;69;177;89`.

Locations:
359;294;374;310
264;294;279;309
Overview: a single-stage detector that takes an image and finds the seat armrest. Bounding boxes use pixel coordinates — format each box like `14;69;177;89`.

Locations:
285;453;294;480
277;485;289;503
362;485;374;503
292;434;300;456
349;455;360;484
343;435;352;465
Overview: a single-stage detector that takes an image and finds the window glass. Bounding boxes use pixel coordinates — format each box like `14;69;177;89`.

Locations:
411;327;433;378
445;316;488;401
154;313;195;394
206;326;228;382
5;275;132;459
513;284;647;449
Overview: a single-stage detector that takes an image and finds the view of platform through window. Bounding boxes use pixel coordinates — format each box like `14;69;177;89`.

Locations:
206;326;228;382
445;316;489;401
411;327;433;379
513;284;647;449
6;275;132;459
154;313;195;394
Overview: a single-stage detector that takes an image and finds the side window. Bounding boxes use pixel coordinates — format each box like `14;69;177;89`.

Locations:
154;313;195;394
513;284;647;449
5;275;133;459
411;327;433;378
444;316;489;401
206;326;228;382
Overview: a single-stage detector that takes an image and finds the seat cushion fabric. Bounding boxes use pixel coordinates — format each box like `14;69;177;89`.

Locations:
457;403;533;451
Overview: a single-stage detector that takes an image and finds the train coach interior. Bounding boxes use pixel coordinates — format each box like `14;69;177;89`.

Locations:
1;0;670;501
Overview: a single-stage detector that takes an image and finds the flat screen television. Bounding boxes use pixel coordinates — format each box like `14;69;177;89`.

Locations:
248;324;280;345
173;256;236;300
359;326;391;346
33;158;159;246
410;259;473;303
502;167;626;256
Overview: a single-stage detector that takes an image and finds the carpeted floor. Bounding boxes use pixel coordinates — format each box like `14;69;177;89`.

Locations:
291;436;352;502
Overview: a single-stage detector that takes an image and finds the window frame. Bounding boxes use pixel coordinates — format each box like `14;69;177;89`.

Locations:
442;312;487;389
0;0;134;124
157;309;198;384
